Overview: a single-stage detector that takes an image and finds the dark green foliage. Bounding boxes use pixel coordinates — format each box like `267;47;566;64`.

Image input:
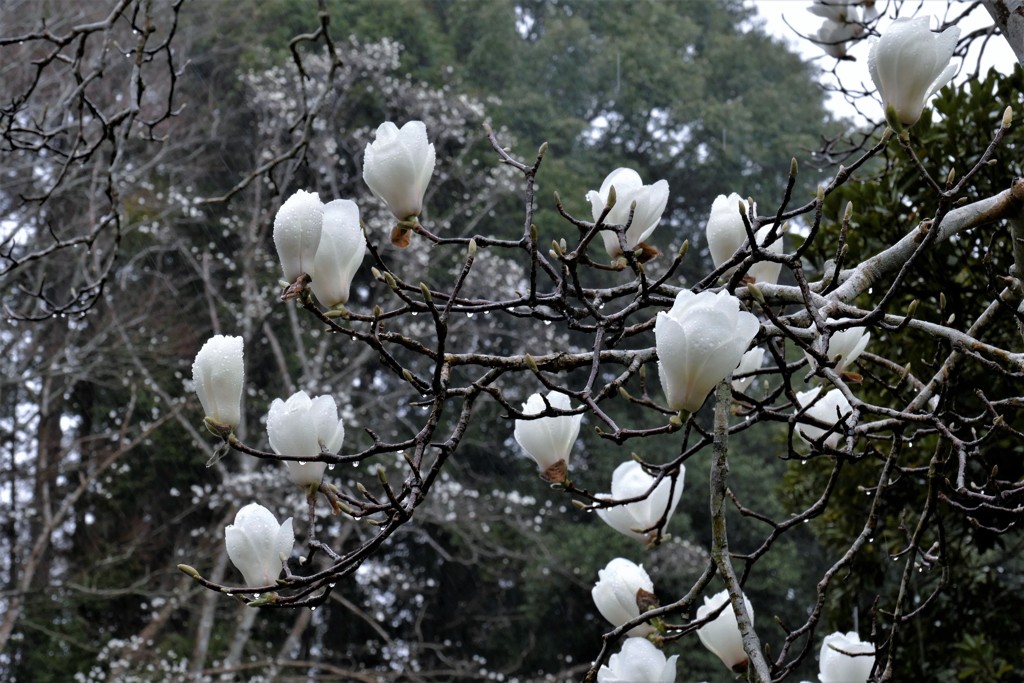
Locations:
786;67;1024;681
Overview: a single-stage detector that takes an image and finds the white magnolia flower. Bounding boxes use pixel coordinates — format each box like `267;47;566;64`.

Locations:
273;189;324;283
794;387;853;449
747;224;784;285
362;120;436;221
815;17;863;59
808;0;862;24
823;325;870;372
586;167;670;258
192;335;245;431
868;17;960;126
592;558;656;636
731;347;766;394
818;631;876;683
311;199;366;308
706;195;782;281
597;461;684;543
705;193;749;269
224;503;294;588
597;637;677;683
513;391;582;480
267;391;346;487
656;289;760;412
696;589;754;672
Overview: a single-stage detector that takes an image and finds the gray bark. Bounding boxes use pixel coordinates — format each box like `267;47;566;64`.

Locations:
982;0;1024;65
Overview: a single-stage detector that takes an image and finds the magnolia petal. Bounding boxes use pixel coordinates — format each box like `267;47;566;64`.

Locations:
273;190;324;282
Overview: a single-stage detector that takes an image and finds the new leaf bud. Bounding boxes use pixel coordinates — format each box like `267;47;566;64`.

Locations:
524;354;540;373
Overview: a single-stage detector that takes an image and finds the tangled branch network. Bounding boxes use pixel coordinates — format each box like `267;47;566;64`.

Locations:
174;5;1024;683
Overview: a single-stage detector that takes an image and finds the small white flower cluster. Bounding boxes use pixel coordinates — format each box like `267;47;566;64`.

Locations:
73;636;196;683
189;118;439;590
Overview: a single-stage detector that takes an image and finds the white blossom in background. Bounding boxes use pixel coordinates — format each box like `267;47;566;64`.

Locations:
513;391;582;481
747;224;784;285
820;325;871;372
597;460;684;543
591;558;656;636
273;189;324;283
696;589;754;673
794;387;853;449
655;289;760;412
705;192;749;269
868;16;960;126
362;120;436;221
192;335;245;432
731;347;766;394
267;391;346;487
815;19;861;59
586;167;669;259
311;199;366;308
809;0;867;59
597;637;677;683
706;194;782;281
818;631;876;683
224;503;294;588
